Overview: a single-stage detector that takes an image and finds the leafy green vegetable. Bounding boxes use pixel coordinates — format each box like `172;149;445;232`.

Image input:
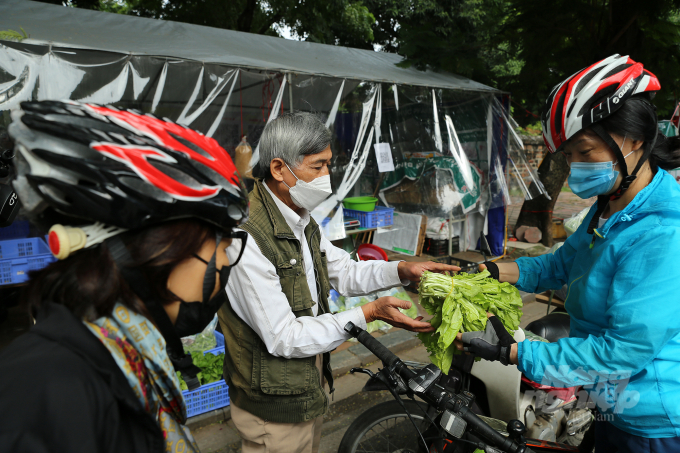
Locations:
177;351;225;391
417;270;523;373
176;371;188;391
191;351;224;385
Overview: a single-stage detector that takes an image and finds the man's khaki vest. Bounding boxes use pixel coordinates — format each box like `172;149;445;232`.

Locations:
218;179;334;423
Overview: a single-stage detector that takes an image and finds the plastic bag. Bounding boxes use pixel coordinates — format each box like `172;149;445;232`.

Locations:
426;217;449;240
328;289;341;313
547;242;564;254
234;136;253;179
564;207;590;237
181;314;218;354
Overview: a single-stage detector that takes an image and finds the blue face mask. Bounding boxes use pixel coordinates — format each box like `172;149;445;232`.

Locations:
568;162;619;199
567;136;635;199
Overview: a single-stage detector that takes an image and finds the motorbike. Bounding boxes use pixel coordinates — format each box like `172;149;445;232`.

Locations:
338;315;596;453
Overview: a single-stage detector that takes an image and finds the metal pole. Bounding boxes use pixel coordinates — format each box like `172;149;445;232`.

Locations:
288;73;293;113
448;211;453;256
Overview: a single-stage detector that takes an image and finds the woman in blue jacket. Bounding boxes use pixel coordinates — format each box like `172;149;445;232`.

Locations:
458;55;680;452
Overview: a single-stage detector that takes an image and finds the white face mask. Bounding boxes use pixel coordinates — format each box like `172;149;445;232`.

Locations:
282;162;332;211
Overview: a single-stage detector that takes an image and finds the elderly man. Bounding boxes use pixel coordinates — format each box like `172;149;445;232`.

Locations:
219;112;459;453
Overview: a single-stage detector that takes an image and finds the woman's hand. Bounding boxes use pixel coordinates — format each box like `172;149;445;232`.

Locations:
478;261;520;284
361;296;435;333
453;314;519;365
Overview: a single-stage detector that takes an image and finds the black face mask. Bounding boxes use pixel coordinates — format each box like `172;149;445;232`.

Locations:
174;264;231;337
107;230;246;390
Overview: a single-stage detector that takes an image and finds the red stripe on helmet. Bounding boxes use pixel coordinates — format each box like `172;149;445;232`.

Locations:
93;143;220;200
644;70;662;91
549;80;570;149
86;105;240;187
595;62;643;93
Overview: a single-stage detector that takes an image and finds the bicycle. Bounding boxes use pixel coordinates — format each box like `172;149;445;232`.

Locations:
339;322;593;453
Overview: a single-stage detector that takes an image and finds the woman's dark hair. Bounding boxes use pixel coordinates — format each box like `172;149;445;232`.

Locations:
597;96;680;171
24;219;215;321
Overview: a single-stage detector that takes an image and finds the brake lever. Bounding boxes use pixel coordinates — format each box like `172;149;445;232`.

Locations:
350;367;375;378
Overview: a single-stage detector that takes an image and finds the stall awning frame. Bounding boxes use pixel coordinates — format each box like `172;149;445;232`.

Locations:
0;0;500;93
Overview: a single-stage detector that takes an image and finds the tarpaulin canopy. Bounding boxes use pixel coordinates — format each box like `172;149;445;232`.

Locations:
0;0;499;93
0;1;543;256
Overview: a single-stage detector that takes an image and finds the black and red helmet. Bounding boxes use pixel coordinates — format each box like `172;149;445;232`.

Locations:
8;100;248;232
542;54;661;153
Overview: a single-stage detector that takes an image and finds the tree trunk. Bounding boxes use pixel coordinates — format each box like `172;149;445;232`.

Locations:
513;150;570;247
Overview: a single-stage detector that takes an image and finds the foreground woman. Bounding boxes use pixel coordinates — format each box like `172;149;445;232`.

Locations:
0;101;250;452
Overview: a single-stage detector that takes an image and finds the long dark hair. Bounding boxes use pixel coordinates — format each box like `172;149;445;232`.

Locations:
598;96;680;171
25;219;215;321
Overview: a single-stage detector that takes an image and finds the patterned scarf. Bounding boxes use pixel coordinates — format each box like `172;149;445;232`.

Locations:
84;303;199;453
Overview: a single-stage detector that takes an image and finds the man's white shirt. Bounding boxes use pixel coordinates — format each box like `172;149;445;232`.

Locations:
224;182;407;359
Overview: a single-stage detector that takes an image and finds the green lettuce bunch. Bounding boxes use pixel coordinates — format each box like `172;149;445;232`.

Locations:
417;270;522;374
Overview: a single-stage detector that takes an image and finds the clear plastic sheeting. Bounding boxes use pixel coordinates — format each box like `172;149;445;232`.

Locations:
492;98;548;201
376;88;487;218
489;153;511;209
0;39;538;249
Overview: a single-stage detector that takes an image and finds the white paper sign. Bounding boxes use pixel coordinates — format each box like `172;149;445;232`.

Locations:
372;212;422;256
374;143;395;173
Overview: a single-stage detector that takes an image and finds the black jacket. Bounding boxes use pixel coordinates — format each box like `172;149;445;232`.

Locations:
0;303;164;453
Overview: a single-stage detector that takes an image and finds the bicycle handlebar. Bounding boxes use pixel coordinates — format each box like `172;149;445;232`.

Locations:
344;321;403;369
344;322;533;453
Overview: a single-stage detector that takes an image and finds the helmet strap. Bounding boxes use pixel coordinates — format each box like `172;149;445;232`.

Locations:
590;122;656;201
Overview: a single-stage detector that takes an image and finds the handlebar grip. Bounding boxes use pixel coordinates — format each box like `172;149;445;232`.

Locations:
344;322;399;367
457;407;521;453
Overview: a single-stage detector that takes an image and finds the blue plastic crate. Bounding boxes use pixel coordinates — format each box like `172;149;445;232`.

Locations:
183;379;230;418
183;332;230;418
343;206;395;228
0;237;57;286
0;220;30;240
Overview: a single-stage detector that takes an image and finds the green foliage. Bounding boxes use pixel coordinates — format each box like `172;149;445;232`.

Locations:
502;0;680;119
176;371;189;391
417;270;522;374
394;0;518;88
0;28;28;42
192;351;224;385
515;121;542;136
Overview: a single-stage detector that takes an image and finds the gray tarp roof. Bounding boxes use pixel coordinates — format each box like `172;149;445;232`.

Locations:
0;0;500;93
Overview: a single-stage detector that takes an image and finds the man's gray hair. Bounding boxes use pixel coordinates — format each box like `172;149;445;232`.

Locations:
258;112;332;179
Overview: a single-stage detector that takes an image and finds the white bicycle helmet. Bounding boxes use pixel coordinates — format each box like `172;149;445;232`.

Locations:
542;54;660;153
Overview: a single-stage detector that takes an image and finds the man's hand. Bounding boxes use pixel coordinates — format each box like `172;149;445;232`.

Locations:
397;261;461;283
361;296;434;333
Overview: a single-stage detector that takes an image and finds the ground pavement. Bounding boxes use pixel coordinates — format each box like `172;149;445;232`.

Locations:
190;292;551;453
